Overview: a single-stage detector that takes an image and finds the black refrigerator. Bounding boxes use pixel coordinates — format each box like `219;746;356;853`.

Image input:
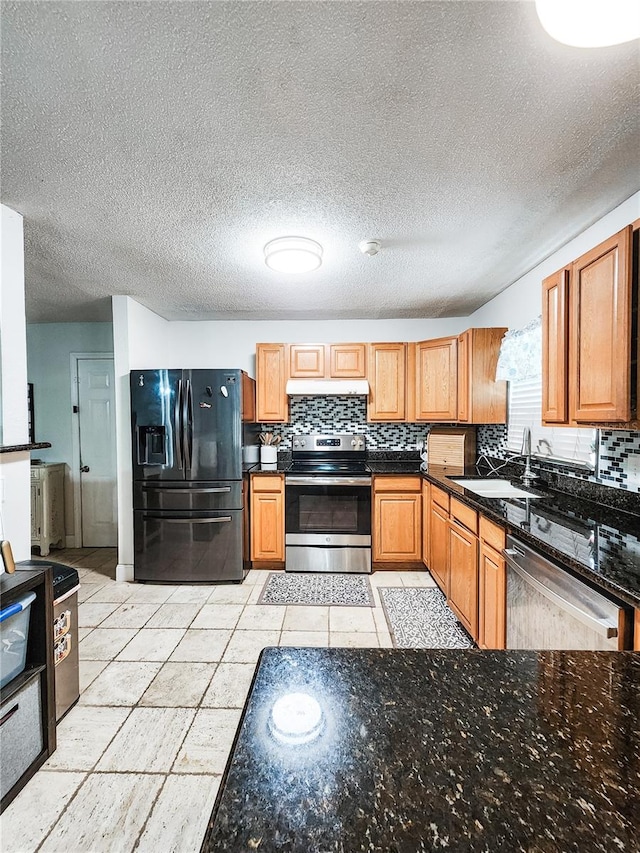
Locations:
131;369;257;583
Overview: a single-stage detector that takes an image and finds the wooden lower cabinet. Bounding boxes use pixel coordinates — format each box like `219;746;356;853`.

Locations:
250;475;284;562
635;610;640;651
478;517;506;649
429;501;450;595
373;477;422;563
447;518;478;640
373;492;421;562
479;542;506;649
421;481;430;569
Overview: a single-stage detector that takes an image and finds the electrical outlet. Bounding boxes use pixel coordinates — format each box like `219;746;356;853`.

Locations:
625;453;640;487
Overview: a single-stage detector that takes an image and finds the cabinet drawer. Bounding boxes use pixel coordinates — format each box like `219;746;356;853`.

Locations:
373;476;421;493
430;485;450;511
0;673;44;801
479;515;506;553
251;475;284;493
450;497;478;534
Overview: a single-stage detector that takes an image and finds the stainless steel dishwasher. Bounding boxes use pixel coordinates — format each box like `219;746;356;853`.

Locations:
504;535;632;650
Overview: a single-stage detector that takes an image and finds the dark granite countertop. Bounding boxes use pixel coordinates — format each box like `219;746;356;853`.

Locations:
421;464;640;607
0;441;51;454
202;647;640;853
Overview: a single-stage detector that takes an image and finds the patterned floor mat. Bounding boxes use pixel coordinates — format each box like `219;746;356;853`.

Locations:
258;572;374;606
379;587;474;648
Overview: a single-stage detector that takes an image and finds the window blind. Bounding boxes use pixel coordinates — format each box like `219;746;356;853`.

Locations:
507;378;596;468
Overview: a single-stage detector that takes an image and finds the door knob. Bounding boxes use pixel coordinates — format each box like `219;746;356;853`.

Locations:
80;465;90;473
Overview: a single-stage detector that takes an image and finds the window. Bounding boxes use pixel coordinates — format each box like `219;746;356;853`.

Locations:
507;377;596;468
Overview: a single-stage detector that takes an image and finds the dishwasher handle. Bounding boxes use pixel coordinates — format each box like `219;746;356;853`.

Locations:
503;546;620;639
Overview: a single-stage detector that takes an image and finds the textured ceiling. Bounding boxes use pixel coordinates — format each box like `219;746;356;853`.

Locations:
1;1;639;323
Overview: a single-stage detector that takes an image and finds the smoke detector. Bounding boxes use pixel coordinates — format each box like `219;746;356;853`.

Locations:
359;239;381;257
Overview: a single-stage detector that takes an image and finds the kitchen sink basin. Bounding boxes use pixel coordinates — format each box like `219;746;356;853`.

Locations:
449;478;541;499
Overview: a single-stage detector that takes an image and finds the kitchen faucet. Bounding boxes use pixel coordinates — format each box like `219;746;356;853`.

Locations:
520;427;537;486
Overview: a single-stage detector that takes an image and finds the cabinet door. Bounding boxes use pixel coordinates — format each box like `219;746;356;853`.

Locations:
447;519;478;640
570;226;632;422
421;481;430;568
429;501;449;594
289;344;326;378
479;541;506;650
415;337;458;421
256;344;288;423
373;493;421;562
330;343;366;378
542;268;569;424
250;489;284;561
456;330;470;423
368;343;406;421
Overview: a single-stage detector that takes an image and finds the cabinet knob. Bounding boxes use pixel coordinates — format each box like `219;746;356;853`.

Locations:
80;465;90;473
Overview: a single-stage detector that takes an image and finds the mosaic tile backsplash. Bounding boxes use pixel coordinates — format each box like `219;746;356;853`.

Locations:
260;397;640;494
260;396;430;450
477;425;640;494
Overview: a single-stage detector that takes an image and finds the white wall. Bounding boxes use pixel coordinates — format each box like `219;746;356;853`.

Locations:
26;322;114;543
168;317;467;374
0;205;30;562
467;191;640;329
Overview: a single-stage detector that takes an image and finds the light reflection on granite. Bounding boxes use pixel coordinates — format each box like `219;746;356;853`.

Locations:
202;648;639;853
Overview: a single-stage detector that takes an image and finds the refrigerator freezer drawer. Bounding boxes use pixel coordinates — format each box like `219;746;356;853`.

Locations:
134;510;244;583
133;481;242;511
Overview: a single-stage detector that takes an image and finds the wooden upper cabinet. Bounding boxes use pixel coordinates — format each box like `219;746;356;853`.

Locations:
415;336;458;421
241;372;256;423
256;343;288;423
330;343;367;378
289;344;325;378
456;328;508;424
542;268;570;424
457;330;470;422
368;343;406;421
570;225;632;423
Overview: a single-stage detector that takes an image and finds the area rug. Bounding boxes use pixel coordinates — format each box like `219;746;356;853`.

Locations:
258;572;374;606
379;587;474;648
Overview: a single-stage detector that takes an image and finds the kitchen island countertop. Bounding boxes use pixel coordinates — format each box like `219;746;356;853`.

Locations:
202;647;639;853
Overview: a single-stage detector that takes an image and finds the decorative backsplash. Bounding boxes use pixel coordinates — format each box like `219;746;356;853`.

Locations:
260;396;429;450
477;425;640;494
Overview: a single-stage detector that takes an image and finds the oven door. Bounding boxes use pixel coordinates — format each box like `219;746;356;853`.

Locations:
284;476;371;573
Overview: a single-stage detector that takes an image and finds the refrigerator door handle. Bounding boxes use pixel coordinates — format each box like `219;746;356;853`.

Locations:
183;379;194;474
175;380;183;470
142;515;232;524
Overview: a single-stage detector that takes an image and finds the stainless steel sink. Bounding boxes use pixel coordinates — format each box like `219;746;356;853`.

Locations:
450;478;541;499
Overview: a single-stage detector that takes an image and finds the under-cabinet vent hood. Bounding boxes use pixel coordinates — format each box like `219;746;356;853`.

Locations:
286;379;370;396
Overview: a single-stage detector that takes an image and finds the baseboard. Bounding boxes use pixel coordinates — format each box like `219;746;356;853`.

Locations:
372;562;425;571
116;563;134;582
65;534;76;548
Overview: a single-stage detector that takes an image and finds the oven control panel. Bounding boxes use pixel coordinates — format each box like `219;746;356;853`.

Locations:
292;434;366;452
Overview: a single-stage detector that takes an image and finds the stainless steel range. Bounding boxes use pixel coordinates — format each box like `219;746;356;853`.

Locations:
284;434;372;573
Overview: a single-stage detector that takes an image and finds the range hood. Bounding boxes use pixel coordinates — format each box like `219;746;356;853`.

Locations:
286;379;370;396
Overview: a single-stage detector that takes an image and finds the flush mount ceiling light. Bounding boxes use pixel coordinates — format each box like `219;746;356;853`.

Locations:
264;236;323;274
536;0;640;47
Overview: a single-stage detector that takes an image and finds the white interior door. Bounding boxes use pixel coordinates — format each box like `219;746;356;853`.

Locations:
78;358;117;547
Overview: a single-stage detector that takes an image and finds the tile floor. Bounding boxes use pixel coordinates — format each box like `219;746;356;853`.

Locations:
1;548;436;853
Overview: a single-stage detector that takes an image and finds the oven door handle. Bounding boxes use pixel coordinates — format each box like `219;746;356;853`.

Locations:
285;476;372;486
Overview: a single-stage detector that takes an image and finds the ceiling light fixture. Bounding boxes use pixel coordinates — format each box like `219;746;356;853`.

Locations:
535;0;640;47
264;236;323;274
